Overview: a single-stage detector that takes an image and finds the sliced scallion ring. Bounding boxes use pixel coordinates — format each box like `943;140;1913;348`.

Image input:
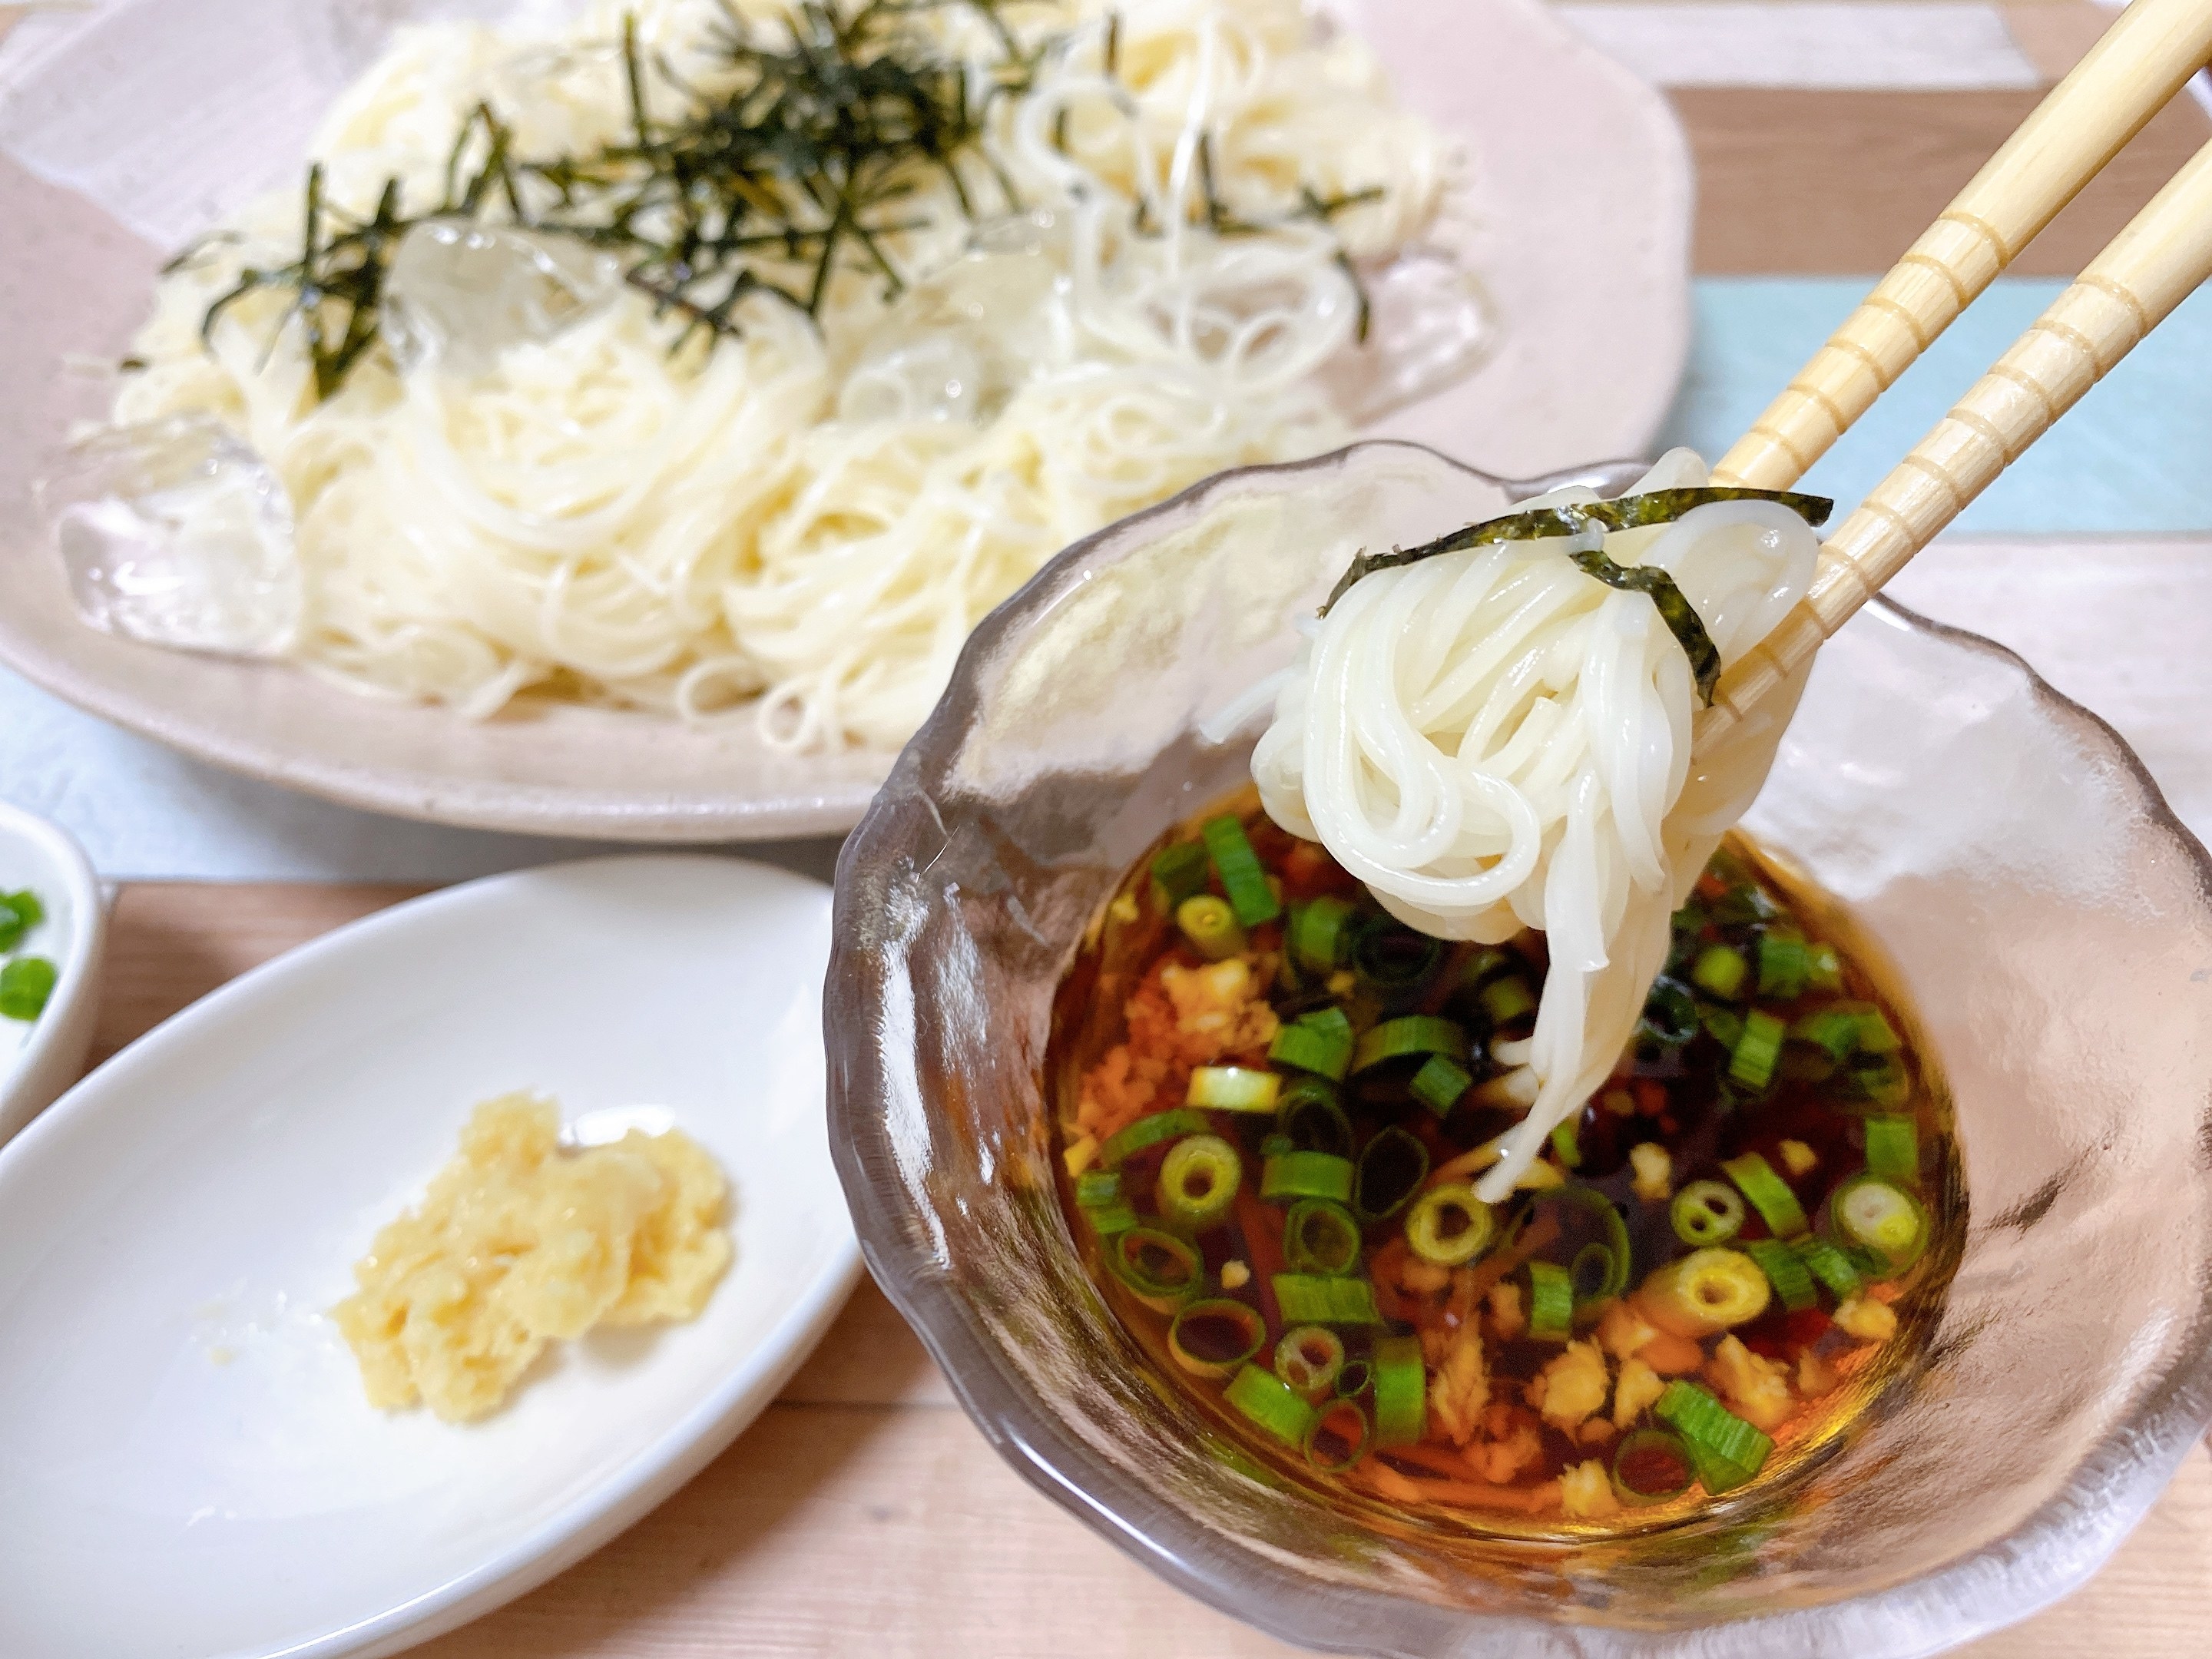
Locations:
1671;1180;1746;1247
1611;1427;1697;1506
1741;1237;1817;1312
1175;893;1246;961
1405;1182;1495;1267
1721;1151;1809;1238
1525;1260;1575;1340
1352;1126;1429;1223
1334;1359;1373;1399
1272;1273;1383;1326
1157;1134;1243;1232
1099;1107;1210;1169
1640;1247;1771;1337
1409;1053;1474;1117
1352;923;1444;995
1757;926;1809;999
1654;1380;1773;1494
1187;1065;1281;1114
1167;1298;1266;1379
1304;1399;1373;1473
1830;1174;1930;1273
1202;813;1281;928
1290;896;1356;972
1108;1227;1203;1313
1350;1015;1469;1074
1149;840;1210;909
1262;1150;1356;1204
1479;975;1535;1025
1792;1234;1863;1300
1274;1325;1347;1399
1371;1335;1426;1445
1270;1010;1354;1081
1283;1198;1363;1276
1863;1114;1920;1187
1225;1362;1318;1445
1277;1075;1354;1157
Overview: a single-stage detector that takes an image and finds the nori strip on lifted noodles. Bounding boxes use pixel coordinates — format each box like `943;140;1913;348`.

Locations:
1320;487;1834;704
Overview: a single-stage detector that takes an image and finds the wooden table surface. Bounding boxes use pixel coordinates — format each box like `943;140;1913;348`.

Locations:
87;881;2212;1657
21;0;2212;1653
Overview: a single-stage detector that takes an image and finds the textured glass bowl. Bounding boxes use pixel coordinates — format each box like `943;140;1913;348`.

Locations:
824;442;2212;1657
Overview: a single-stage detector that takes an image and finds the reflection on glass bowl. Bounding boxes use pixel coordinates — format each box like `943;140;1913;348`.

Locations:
826;440;2212;1657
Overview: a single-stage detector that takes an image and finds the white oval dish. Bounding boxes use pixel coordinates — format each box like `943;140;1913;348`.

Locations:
0;796;105;1142
0;0;1690;843
0;853;860;1659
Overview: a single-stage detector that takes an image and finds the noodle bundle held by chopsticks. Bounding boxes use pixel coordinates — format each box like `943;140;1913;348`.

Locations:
1250;450;1824;1197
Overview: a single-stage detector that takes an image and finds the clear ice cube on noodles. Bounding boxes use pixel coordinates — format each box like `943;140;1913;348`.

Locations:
39;412;301;657
382;219;624;375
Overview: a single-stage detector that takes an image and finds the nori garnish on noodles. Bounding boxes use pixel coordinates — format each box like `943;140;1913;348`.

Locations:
1320;486;1833;705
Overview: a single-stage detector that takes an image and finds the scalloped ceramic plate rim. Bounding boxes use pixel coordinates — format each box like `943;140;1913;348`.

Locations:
0;0;1691;843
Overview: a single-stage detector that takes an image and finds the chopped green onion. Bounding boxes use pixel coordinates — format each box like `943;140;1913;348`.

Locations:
1353;923;1443;994
0;955;55;1023
1187;1066;1280;1113
1855;1008;1902;1054
1262;1150;1356;1204
1290;896;1356;972
1671;1181;1746;1247
1371;1335;1427;1445
1075;1170;1122;1210
1757;927;1809;999
1571;1241;1621;1310
1092;1110;1212;1177
1792;1236;1864;1300
1150;842;1210;909
1404;1182;1494;1267
1479;976;1535;1025
1084;1200;1141;1236
1639;1248;1770;1336
1864;1115;1920;1186
1176;895;1246;961
1108;1228;1204;1312
1709;875;1781;928
1157;1134;1243;1232
1550;1118;1583;1168
1304;1399;1372;1472
1611;1427;1696;1505
1351;1015;1469;1074
1641;975;1699;1046
1271;1273;1382;1326
1741;1238;1817;1312
1721;1152;1809;1238
1269;1015;1352;1083
1274;1326;1346;1399
1729;1009;1786;1091
1283;1199;1363;1276
1700;1005;1745;1050
0;889;43;952
1335;1359;1373;1399
1203;814;1281;927
1525;1260;1575;1339
1806;942;1845;992
1352;1126;1429;1222
1225;1363;1318;1445
1260;1132;1295;1160
1849;1053;1913;1108
1459;946;1515;989
1790;1006;1864;1064
1167;1299;1266;1379
1692;944;1748;1001
1277;1076;1354;1157
1654;1380;1772;1495
1831;1175;1930;1273
1522;1185;1633;1309
1409;1054;1473;1116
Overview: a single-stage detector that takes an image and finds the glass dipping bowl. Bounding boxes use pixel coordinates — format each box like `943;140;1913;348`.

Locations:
824;442;2212;1657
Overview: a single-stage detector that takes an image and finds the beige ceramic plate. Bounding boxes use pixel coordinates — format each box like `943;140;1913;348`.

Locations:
0;0;1689;842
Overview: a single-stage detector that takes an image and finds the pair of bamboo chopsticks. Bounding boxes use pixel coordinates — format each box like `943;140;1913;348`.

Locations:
1695;0;2212;736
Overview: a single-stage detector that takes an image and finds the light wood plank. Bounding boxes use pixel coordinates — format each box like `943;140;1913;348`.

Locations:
1681;87;2212;273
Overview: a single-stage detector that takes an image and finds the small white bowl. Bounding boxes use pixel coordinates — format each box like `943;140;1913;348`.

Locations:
0;797;105;1141
0;853;859;1659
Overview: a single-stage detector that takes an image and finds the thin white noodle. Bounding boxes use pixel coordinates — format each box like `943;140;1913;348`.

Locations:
1253;449;1820;1197
109;0;1455;750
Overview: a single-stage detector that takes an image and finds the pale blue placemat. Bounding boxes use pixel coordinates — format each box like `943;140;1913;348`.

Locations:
4;276;2207;880
1661;277;2212;534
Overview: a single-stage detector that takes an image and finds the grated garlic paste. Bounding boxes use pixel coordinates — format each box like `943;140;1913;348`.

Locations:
333;1092;732;1422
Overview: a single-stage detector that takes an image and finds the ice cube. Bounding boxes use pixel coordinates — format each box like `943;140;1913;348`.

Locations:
382;219;624;374
1320;247;1496;424
38;413;301;657
839;237;1070;426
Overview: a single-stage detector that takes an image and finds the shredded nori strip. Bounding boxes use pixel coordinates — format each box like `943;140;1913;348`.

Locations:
1319;486;1833;706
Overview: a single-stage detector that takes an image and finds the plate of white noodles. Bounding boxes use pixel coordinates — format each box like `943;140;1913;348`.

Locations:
0;0;1690;839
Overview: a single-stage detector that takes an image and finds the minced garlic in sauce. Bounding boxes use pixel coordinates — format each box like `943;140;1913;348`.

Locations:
333;1093;732;1422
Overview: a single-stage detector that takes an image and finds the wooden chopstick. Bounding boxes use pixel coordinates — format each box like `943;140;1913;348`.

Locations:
1699;134;2212;739
1710;0;2212;493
